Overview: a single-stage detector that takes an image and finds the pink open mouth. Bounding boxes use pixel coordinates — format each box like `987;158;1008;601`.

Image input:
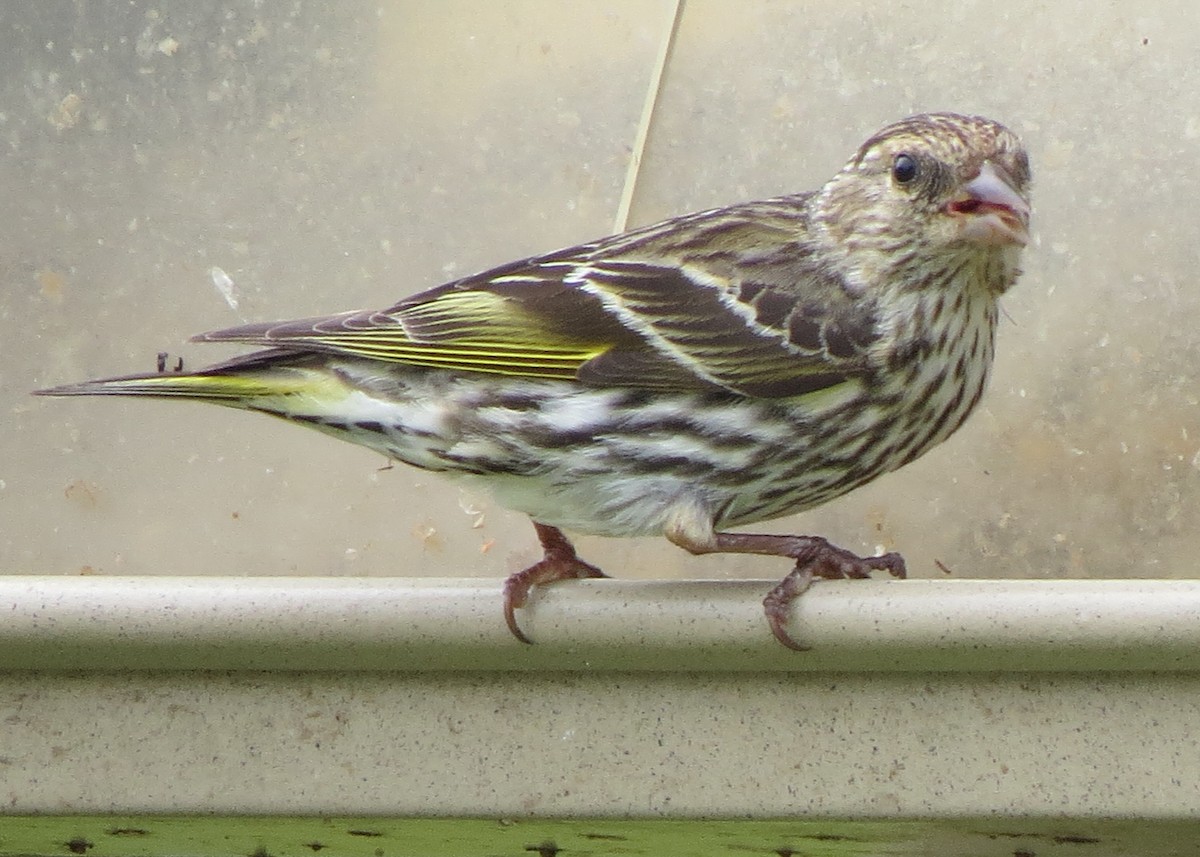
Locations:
950;198;1025;228
946;163;1030;245
949;198;1019;219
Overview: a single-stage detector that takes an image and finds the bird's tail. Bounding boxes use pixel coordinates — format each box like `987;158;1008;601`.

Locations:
35;372;284;402
33;350;319;405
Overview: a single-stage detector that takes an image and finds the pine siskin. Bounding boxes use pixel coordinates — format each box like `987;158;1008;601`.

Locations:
36;112;1031;650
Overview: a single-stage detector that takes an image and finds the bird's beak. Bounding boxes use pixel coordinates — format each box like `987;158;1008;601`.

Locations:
946;161;1030;246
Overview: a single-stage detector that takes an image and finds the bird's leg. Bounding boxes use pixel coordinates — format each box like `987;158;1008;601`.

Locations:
673;531;906;651
503;522;609;644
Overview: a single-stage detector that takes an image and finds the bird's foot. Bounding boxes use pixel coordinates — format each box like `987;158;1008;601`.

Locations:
503;523;608;644
762;537;906;651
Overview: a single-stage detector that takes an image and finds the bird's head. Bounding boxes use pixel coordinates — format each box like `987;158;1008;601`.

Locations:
815;112;1031;295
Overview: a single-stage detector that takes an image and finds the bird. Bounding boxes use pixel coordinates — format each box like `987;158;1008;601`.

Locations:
35;112;1031;650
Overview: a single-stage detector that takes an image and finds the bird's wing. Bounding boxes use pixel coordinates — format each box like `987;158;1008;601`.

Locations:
196;208;879;399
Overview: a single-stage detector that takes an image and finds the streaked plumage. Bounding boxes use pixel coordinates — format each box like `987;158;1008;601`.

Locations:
36;112;1032;649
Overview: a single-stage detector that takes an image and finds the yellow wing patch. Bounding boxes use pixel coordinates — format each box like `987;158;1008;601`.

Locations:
296;290;612;380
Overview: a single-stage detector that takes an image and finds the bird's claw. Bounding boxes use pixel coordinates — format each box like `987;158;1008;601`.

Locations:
502;523;608;644
763;542;907;651
502;575;537;645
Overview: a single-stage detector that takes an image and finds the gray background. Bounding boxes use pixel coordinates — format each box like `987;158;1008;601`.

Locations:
6;1;1197;586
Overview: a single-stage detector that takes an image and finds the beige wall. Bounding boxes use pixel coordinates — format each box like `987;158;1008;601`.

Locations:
8;1;1198;588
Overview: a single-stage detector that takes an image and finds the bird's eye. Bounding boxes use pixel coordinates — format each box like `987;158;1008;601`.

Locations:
891;153;919;185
